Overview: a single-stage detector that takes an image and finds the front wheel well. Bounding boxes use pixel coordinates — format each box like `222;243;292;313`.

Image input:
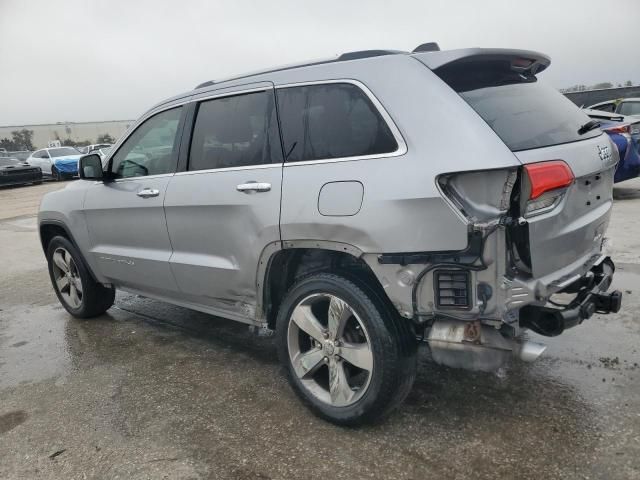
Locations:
263;248;393;330
40;223;70;252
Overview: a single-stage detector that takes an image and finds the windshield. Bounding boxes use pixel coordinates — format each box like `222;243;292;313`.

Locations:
49;147;80;158
0;158;20;166
435;60;602;151
619;102;640;116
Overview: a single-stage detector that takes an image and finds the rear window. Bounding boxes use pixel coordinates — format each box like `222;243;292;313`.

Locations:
619;102;640;116
436;60;601;151
49;147;80;157
276;83;398;162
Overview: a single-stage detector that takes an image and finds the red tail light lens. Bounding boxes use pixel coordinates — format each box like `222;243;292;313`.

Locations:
602;124;630;134
524;160;574;200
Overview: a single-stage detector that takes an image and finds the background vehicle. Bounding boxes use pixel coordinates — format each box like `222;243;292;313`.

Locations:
39;46;622;424
0;156;42;187
583;108;640;182
7;150;33;162
588;98;640;117
26;147;82;180
77;143;112;155
96;147;111;168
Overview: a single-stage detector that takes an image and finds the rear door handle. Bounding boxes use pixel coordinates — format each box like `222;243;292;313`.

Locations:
236;182;271;193
136;188;160;198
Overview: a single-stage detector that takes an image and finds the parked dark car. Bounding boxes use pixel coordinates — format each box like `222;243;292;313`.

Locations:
0;156;43;187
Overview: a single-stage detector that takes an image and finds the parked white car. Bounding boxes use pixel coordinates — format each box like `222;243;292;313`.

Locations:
588;98;640;118
26;147;83;180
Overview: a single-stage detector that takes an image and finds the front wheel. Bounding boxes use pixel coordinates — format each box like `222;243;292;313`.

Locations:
46;235;115;318
276;273;417;425
51;166;62;181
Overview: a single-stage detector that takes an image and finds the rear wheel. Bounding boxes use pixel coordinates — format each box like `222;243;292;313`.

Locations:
276;273;417;425
46;235;115;318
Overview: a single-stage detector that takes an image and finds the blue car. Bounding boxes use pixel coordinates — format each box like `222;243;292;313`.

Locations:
25;147;83;181
584;109;640;183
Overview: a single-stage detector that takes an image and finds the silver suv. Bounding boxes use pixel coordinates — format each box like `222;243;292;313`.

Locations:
39;45;622;424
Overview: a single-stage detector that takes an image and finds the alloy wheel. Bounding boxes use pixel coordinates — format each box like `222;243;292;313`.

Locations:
287;293;374;407
51;247;83;309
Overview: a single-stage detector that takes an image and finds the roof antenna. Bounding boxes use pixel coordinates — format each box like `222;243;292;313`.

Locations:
412;42;440;53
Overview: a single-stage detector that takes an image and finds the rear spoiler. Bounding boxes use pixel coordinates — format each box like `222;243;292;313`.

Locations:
412;48;551;75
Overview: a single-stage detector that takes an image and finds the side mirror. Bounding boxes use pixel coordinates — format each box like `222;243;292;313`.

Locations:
79;154;104;180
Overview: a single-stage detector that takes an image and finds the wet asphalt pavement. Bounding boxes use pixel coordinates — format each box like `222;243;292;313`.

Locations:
0;181;639;479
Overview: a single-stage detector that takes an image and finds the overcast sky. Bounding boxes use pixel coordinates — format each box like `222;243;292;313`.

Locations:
1;0;639;125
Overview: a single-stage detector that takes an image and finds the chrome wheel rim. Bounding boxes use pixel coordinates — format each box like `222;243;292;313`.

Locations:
287;293;374;407
51;247;83;309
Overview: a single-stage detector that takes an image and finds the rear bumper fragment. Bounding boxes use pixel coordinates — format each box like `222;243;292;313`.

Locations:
519;257;621;336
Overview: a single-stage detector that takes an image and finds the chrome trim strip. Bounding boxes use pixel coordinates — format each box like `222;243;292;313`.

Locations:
173;163;282;176
110;78;408;174
112;173;175;183
103;85;272;173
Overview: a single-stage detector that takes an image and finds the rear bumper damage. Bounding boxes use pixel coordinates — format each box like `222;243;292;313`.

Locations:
425;256;621;372
519;256;621;336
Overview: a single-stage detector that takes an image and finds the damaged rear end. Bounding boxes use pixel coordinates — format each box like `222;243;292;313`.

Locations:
411;49;622;371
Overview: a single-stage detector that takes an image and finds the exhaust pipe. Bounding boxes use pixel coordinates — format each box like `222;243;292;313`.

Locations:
427;319;546;371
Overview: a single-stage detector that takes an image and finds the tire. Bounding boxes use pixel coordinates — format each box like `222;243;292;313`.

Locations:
276;272;417;425
46;235;115;318
51;166;61;181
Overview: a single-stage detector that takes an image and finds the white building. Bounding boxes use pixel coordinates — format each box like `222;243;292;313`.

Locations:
0;120;134;149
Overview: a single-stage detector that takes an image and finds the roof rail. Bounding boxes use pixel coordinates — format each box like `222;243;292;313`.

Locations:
337;49;406;61
412;42;440;53
195;80;215;89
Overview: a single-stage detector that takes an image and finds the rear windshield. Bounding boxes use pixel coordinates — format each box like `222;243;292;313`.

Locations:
49;147;79;157
435;60;601;151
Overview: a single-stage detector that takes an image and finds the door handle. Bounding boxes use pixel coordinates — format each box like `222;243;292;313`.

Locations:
136;188;160;198
236;182;271;193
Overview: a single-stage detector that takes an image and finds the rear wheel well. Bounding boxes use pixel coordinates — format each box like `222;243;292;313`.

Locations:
263;248;393;330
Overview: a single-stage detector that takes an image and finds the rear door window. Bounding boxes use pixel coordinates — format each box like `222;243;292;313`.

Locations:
188;90;282;171
276;83;398;162
436;60;602;151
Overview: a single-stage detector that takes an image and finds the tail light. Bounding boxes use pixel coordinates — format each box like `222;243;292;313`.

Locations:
602;124;630;134
523;160;574;216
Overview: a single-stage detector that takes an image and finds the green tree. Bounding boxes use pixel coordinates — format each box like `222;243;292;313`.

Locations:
0;129;35;150
592;82;613;89
625;80;633;87
96;133;116;144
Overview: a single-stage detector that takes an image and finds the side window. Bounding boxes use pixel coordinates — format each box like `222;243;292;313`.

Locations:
276;83;398;162
34;150;49;159
593;103;616;113
188;90;282;171
110;107;182;178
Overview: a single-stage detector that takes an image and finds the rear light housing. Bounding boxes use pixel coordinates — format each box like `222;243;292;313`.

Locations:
602;124;630;134
523;160;574;216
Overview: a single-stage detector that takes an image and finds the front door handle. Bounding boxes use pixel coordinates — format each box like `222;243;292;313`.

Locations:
136;188;160;198
236;182;271;193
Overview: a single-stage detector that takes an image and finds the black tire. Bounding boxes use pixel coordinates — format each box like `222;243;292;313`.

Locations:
276;272;417;425
51;166;61;181
46;235;115;318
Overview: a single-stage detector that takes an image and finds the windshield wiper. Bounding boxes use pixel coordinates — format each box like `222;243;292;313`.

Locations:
578;119;601;135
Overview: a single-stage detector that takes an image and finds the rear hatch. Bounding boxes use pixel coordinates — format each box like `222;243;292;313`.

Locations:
416;50;618;278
